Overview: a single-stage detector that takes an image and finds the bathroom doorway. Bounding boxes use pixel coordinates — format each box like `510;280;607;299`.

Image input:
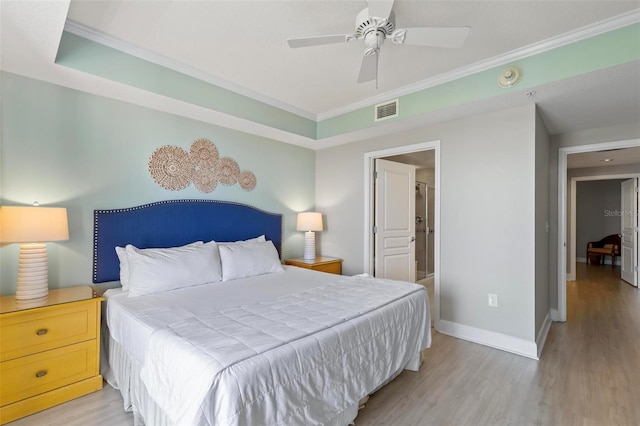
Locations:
375;150;436;284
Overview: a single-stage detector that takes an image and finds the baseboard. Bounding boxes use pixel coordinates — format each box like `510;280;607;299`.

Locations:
436;320;538;360
577;257;621;266
536;312;552;359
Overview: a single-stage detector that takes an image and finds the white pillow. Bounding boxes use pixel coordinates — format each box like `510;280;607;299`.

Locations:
219;240;283;281
216;235;266;246
126;241;221;297
115;241;203;291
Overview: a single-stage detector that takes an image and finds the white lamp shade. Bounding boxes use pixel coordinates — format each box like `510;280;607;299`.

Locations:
296;212;323;232
0;206;69;243
0;206;69;300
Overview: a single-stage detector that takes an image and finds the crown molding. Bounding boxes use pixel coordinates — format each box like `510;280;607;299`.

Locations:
63;19;317;121
317;9;640;121
64;9;639;125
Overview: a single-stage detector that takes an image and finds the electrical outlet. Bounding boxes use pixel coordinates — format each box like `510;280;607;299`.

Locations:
488;293;498;307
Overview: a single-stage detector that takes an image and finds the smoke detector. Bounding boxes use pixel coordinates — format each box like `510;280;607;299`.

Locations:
497;66;523;88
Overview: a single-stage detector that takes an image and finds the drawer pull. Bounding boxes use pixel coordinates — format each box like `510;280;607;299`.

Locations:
35;370;47;378
36;328;48;336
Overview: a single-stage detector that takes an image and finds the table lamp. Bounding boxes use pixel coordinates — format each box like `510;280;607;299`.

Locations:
0;205;69;299
296;212;323;260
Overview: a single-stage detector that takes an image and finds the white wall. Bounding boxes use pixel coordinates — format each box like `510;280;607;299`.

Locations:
416;168;435;186
317;104;539;347
535;110;550;338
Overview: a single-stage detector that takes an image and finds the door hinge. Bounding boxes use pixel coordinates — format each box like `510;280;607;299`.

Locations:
373;170;378;179
372;225;378;234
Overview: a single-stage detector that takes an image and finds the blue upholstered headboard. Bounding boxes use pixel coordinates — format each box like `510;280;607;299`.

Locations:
93;200;283;283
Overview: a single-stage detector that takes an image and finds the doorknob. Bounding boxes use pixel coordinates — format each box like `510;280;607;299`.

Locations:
410;236;416;242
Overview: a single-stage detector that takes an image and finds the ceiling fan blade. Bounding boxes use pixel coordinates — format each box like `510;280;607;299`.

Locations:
394;27;471;48
287;34;351;48
367;0;395;19
357;51;378;84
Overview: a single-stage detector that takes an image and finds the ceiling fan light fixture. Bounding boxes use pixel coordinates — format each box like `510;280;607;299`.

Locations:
497;66;523;88
365;30;386;48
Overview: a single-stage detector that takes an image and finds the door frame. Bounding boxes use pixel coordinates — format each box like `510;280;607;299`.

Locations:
557;138;640;322
425;182;435;278
568;174;640;281
364;140;441;325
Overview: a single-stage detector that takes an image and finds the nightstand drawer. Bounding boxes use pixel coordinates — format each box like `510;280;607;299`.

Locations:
0;340;98;406
313;262;342;274
0;302;98;362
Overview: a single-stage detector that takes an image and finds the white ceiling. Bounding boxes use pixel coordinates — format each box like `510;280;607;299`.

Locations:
568;146;640;169
1;1;639;148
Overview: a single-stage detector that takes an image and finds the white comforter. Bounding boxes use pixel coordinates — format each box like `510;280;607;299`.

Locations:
108;269;430;426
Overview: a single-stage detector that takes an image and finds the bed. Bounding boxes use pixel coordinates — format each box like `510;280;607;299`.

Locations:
94;200;431;426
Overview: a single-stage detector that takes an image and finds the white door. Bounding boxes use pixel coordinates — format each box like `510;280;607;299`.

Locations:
620;178;638;286
374;159;416;282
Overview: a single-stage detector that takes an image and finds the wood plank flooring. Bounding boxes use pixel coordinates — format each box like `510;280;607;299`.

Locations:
7;264;639;425
356;263;640;425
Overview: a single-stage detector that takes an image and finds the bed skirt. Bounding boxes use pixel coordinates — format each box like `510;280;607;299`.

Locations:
103;335;364;426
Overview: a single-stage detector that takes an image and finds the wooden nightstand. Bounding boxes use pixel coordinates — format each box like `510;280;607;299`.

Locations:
284;257;343;275
0;286;104;425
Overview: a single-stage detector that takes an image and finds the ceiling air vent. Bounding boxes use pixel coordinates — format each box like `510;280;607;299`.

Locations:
375;99;399;122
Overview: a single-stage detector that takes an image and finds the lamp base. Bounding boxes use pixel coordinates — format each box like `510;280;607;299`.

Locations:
16;243;49;300
303;231;316;261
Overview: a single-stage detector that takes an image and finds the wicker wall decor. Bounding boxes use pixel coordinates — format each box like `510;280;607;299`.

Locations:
148;146;195;191
238;171;257;191
192;167;218;193
215;157;240;186
190;138;218;168
148;138;257;193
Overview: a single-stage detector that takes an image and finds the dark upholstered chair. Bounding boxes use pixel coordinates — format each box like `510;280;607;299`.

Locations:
586;234;621;267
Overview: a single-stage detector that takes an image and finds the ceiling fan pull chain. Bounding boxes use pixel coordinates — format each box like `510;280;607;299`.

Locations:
375;48;379;89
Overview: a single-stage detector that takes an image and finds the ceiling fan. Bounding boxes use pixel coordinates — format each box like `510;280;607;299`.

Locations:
287;0;470;87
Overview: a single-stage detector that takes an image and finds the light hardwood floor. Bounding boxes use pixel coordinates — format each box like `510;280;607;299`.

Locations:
356;263;640;425
7;264;639;425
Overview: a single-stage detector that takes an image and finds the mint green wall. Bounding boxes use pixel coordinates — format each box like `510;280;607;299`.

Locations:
57;24;640;141
0;71;315;295
57;32;317;139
